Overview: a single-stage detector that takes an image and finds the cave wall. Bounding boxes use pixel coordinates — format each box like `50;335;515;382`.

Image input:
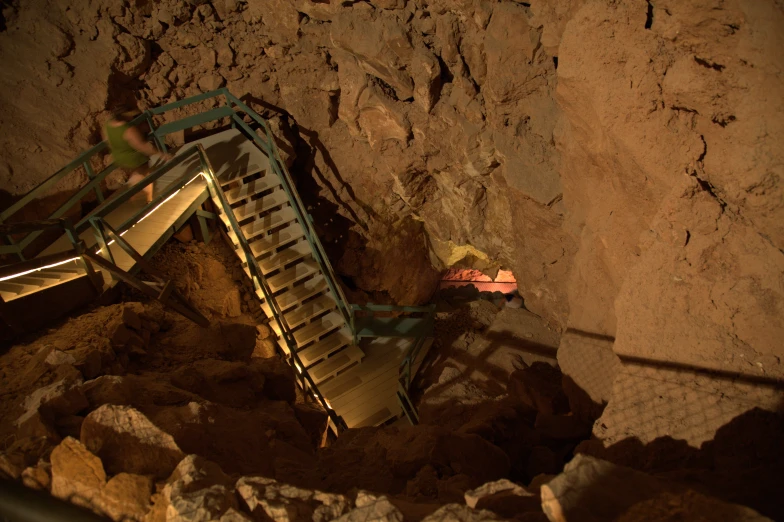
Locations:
0;0;781;420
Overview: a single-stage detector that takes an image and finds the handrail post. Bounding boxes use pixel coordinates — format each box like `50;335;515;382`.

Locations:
88;218;114;266
196;144;347;432
145;111;168;154
83;160;104;203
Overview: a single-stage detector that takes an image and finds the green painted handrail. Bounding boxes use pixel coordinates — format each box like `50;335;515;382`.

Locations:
197;143;347;431
0;142;107;224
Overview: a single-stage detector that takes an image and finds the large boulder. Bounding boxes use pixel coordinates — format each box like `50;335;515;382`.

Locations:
145;400;314;476
50;437;106;510
81;404;185;479
237;476;351;521
16;373;88;432
542;454;773;522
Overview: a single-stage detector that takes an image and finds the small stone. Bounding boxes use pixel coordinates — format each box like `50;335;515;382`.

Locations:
256;324;271;339
122;306;143;331
21;463;51;490
335;491;402;522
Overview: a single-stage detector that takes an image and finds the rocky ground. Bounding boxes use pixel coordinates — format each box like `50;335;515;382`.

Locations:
0;239;780;521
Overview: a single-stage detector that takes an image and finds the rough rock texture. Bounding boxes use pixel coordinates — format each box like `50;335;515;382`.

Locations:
1;0;783;517
50;437;106;510
541;454;772;522
81;404;185;479
236;476;351;521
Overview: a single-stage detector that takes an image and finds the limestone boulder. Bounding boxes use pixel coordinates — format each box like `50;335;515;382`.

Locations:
50;437;106;510
16;372;87;440
464;479;539;516
81;404;185;479
540;455;673;522
334;491;402;522
237;475;351;521
21;462;51;491
163;455;237;522
96;472;153;522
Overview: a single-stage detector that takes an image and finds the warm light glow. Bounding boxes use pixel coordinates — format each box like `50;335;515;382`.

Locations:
0;257;80;282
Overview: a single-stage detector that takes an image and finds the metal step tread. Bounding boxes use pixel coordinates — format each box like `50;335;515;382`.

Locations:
267;259;321;293
259;241;312;276
249;223;305;259
226;172;281;204
298;327;352;368
286;294;337;330
269;292;337;337
293;310;345;348
233;207;299;244
259;276;328;315
12;276;48;287
233;190;289;222
309;344;364;385
0;281;37;295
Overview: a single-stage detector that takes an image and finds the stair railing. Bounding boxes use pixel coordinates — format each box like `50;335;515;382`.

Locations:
222;93;354;331
196;143;348;432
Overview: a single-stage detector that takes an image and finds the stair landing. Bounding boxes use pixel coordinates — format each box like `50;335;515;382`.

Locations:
320;337;433;429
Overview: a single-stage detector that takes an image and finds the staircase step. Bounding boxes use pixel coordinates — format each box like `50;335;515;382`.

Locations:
225;172;281;204
12;276;49;287
232;190;289;222
285;294;337;330
269;292;337;336
267;260;320;293
259;241;312;275
0;281;27;294
232;207;298;244
25;271;66;280
309;344;364;385
249;223;305;259
298;327;352;368
259;275;328;315
293;311;345;348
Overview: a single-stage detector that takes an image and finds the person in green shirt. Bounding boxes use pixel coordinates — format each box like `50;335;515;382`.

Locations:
103;105;172;203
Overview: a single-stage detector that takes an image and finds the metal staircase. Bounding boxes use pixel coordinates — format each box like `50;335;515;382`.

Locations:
0;89;435;433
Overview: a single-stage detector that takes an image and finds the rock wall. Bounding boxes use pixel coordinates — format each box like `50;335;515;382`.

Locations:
0;0;782;442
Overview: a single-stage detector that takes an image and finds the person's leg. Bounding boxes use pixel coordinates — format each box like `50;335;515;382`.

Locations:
128;164;152;203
